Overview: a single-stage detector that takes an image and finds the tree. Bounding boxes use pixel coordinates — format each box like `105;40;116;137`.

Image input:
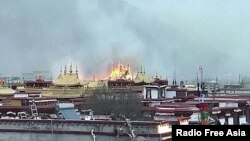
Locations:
85;89;142;120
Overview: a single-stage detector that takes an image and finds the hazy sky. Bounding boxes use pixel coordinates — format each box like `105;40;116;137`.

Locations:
0;0;250;80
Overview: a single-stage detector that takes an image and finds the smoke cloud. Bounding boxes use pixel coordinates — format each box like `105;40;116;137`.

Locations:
0;0;250;81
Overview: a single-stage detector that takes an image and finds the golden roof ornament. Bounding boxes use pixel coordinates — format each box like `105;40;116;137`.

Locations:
70;63;73;75
76;65;78;78
64;65;67;75
60;66;62;75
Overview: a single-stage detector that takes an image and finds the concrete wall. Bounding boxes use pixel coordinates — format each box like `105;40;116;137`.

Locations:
0;132;162;141
219;102;238;108
10;100;21;106
0;119;169;141
0;120;158;134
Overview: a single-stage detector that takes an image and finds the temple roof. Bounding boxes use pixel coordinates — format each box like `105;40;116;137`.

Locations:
109;63;133;80
53;65;86;87
134;67;153;83
0;86;16;95
53;73;83;86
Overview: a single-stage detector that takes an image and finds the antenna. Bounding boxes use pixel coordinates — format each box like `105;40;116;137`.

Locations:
172;72;175;85
199;66;205;93
199;66;203;84
239;74;241;84
197;71;200;98
174;70;177;85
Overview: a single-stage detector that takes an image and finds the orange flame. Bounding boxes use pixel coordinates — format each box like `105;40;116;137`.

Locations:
109;63;132;80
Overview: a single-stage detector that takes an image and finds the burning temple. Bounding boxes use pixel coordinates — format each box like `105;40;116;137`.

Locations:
107;63;168;88
108;63;133;80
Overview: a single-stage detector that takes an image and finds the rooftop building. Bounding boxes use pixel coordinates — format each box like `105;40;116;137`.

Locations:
53;64;86;88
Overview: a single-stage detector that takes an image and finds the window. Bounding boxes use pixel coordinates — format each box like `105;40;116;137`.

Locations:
158;89;162;98
161;89;165;98
146;89;151;99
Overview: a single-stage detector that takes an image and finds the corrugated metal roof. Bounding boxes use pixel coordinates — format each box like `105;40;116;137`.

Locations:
56;103;80;120
58;108;80;120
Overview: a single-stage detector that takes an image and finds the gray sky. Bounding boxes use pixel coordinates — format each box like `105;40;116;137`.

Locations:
0;0;249;81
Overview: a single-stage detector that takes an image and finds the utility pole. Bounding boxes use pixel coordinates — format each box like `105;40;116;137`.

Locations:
199;66;205;97
197;66;209;125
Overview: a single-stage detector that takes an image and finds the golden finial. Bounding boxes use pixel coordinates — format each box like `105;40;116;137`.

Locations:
64;64;67;74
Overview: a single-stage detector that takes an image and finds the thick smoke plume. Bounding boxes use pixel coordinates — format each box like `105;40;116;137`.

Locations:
0;0;250;81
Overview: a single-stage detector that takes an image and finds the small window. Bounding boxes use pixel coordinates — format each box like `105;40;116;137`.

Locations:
146;89;151;99
161;89;165;98
158;90;162;98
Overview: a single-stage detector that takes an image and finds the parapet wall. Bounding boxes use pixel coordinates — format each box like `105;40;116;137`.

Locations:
0;119;170;139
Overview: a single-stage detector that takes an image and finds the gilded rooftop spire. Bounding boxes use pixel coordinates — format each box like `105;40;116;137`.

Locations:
60;66;62;74
64;65;67;75
70;63;73;74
